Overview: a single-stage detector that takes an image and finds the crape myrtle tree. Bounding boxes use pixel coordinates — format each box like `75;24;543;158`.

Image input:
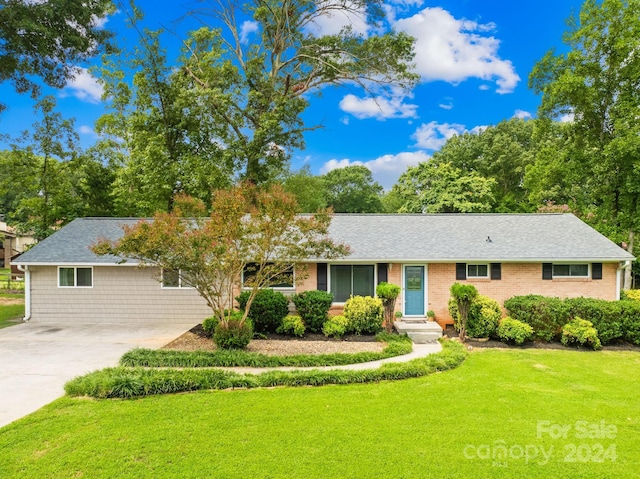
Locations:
0;0;114;114
529;0;640;288
93;184;350;329
98;0;417;213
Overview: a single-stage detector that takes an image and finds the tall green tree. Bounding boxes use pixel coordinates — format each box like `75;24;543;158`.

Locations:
99;0;415;211
392;162;496;213
97;23;231;215
529;0;640;288
0;0;114;113
281;165;327;212
322;165;384;213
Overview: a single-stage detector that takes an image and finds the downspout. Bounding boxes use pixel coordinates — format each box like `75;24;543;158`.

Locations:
16;264;30;321
616;261;630;301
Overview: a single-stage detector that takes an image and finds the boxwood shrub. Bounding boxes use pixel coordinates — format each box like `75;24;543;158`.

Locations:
561;317;602;350
236;289;289;334
291;290;333;333
448;294;502;338
503;295;571;341
343;296;384;335
497;317;534;345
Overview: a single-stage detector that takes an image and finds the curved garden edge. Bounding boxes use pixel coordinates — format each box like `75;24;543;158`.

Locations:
64;339;466;399
120;335;413;368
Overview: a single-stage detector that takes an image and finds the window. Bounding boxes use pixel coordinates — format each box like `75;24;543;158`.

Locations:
242;263;294;289
552;264;589;278
467;264;489;278
58;267;92;288
330;264;375;302
161;269;191;288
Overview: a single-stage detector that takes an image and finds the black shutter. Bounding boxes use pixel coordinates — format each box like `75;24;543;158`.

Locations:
542;263;553;280
456;263;467;280
377;263;388;284
490;263;502;280
592;263;603;280
317;263;328;291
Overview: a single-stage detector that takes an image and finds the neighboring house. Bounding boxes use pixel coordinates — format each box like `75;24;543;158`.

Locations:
13;214;634;324
1;220;37;269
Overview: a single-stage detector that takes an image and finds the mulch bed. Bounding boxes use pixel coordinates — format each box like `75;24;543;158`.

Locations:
163;324;385;356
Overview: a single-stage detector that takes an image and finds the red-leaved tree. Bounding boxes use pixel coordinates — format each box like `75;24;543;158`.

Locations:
93;184;349;326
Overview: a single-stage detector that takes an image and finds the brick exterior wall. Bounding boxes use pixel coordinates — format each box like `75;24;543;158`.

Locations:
296;262;620;320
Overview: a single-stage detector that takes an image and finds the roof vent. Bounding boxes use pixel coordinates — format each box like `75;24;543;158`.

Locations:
486;236;492;243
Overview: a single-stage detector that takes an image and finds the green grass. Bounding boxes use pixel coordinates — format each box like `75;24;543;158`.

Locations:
1;347;639;478
0;293;24;328
0;268;25;291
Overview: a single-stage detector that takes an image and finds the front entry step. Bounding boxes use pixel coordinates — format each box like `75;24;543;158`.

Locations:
394;320;443;343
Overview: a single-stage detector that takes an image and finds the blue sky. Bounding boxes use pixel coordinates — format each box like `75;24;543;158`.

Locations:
0;0;585;189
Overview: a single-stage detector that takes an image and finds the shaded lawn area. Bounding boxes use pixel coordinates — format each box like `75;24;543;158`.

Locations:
0;348;638;478
0;293;24;328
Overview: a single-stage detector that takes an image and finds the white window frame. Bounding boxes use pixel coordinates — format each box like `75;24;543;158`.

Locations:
161;269;193;289
552;263;590;278
467;263;490;279
241;263;296;291
58;266;93;288
328;263;376;304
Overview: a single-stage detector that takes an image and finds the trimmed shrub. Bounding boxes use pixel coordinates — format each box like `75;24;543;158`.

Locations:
213;320;253;350
448;294;502;338
561;317;602;350
236;289;289;334
322;315;349;338
620;300;640;345
565;297;623;344
290;290;333;333
497;317;533;345
202;316;219;337
504;295;571;341
343;296;384;335
376;282;401;332
622;289;640;301
277;315;305;337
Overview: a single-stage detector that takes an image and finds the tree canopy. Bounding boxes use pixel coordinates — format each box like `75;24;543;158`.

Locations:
0;0;114;114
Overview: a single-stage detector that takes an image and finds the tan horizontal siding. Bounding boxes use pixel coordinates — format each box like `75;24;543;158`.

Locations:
29;266;215;324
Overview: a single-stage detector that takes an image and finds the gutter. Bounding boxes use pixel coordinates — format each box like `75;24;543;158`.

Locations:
617;260;632;300
16;264;30;321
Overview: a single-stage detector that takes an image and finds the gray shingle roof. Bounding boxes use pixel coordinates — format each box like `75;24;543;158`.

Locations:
13;214;634;265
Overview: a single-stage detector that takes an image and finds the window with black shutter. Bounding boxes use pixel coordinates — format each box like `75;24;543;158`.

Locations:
456;263;467;280
542;263;553;280
317;263;328;291
490;263;502;280
592;263;603;280
377;263;388;284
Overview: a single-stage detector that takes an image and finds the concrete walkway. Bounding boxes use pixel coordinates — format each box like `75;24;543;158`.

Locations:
0;322;194;428
0;323;442;429
218;341;442;375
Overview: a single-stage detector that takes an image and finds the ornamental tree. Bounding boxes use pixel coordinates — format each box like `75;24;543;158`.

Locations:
93;184;350;326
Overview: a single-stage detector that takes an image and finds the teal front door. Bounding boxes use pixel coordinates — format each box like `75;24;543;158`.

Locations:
404;265;425;316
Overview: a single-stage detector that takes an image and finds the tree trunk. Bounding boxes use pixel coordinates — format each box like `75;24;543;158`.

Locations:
624;229;634;290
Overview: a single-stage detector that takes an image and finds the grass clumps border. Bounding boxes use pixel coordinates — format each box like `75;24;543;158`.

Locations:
65;339;466;399
120;332;412;368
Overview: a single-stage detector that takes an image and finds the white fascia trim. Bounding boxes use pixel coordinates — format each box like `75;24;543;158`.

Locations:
12;262;139;267
309;258;629;264
16;264;31;321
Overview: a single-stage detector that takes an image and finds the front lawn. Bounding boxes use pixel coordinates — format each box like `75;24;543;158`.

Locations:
0;293;24;328
1;348;638;478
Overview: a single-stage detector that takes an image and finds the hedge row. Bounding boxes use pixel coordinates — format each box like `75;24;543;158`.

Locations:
120;334;412;368
504;295;640;345
65;340;466;399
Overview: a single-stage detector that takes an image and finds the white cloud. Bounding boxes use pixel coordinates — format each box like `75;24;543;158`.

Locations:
479;84;490;91
78;125;96;136
339;90;418;120
559;112;575;123
439;103;453;110
91;14;110;29
321;150;431;189
305;1;370;36
240;21;259;44
513;109;532;119
469;125;488;135
412;121;466;150
394;7;520;93
62;67;103;103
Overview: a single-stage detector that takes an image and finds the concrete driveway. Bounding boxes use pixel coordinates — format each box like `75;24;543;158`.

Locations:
0;321;194;428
